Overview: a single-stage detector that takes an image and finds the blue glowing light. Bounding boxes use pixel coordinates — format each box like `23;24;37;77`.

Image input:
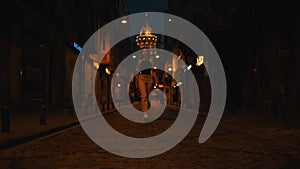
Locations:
73;42;82;52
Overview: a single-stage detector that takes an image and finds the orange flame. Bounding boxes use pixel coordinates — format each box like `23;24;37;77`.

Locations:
140;23;152;36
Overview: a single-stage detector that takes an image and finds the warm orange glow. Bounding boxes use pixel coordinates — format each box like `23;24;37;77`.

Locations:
105;67;111;75
139;23;153;36
136;22;157;49
93;62;99;69
196;56;204;66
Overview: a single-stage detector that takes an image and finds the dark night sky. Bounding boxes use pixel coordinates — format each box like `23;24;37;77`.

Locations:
127;0;168;13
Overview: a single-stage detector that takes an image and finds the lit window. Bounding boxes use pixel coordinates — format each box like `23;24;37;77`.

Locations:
196;56;204;66
105;67;111;75
93;62;99;69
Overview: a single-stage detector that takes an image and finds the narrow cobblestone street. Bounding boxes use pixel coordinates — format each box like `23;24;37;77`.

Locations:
2;1;300;169
0;108;299;169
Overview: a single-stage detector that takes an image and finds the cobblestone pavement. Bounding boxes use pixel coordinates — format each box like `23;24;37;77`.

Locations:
0;108;300;169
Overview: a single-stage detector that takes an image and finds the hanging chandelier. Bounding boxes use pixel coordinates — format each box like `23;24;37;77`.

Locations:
136;23;157;49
